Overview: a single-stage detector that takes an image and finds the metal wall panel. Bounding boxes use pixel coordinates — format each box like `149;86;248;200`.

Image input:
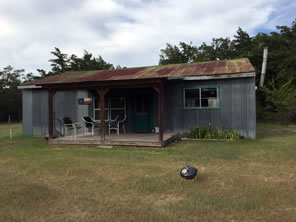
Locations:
32;90;42;135
53;90;78;136
23;89;49;136
23;89;86;136
76;90;89;134
40;90;49;136
231;79;243;134
163;77;256;138
247;78;256;138
220;81;232;130
22;90;33;136
22;77;256;138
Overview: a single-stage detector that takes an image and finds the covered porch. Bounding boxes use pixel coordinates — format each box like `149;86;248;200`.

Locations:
48;133;179;147
46;78;174;147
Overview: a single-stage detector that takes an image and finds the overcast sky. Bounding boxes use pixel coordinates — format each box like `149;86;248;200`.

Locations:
0;0;295;74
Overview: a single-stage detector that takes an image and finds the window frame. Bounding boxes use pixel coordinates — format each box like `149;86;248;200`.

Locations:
93;97;126;121
182;85;220;110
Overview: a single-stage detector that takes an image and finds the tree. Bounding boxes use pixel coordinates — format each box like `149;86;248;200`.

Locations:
158;19;296;85
80;50;93;70
197;37;235;61
47;48;114;73
159;38;236;65
23;72;35;82
158;20;296;123
159;42;198;65
0;66;25;121
36;69;48;78
233;27;252;57
263;78;296;124
92;55;114;70
69;54;81;71
49;47;70;74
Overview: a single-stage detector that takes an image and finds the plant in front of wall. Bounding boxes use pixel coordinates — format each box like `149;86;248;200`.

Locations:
221;129;239;140
184;125;240;140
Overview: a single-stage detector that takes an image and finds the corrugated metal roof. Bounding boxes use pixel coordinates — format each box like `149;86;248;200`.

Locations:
23;58;255;86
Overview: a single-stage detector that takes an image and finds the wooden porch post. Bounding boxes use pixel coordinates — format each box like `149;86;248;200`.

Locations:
48;89;56;139
97;88;109;142
153;84;164;143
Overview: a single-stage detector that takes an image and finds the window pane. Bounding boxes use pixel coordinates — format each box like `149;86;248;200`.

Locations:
135;95;149;114
185;89;200;108
201;88;218;107
94;98;108;109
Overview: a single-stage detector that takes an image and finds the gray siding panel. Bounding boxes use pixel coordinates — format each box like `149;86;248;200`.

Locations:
54;91;78;136
22;90;33;136
54;91;77;121
220;81;232;129
32;90;42;136
76;90;88;123
40;90;49;136
247;78;256;138
163;77;256;138
231;79;243;134
53;90;88;136
22;77;256;139
31;90;49;136
23;89;88;136
23;89;49;136
76;90;89;135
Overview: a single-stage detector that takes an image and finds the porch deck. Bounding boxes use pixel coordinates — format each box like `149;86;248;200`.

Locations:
48;133;180;147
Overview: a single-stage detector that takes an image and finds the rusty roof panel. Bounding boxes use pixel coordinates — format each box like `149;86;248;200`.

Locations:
79;67;145;82
23;58;255;86
156;67;175;76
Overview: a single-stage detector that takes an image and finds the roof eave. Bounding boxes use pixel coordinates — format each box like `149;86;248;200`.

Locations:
17;85;43;89
167;72;256;81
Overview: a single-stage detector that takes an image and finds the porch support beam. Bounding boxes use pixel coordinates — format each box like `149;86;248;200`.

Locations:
48;89;56;139
40;79;164;90
153;84;163;143
97;88;109;142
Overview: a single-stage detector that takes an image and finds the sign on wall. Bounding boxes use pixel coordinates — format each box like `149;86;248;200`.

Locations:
78;98;93;105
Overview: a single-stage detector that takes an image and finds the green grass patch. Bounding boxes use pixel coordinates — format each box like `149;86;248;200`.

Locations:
0;122;22;138
0;122;295;221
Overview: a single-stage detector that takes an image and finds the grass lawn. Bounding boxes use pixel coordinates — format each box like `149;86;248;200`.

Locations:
0;123;296;221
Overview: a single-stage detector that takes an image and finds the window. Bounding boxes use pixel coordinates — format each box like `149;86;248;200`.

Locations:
135;95;149;115
93;97;126;121
109;97;126;120
93;98;109;121
183;86;219;109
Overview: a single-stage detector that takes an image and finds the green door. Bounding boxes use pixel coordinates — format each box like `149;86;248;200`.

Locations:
133;95;153;133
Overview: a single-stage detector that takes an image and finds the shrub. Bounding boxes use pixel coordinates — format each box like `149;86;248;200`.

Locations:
263;79;296;125
184;125;240;140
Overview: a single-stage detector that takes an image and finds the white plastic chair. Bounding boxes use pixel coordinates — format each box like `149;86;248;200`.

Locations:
82;116;100;136
63;117;83;139
118;115;127;134
108;116;119;135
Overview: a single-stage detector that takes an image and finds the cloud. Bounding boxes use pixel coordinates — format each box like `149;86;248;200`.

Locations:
257;0;296;31
0;0;294;74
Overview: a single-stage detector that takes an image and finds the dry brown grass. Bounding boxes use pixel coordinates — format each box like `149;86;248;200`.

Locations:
0;123;296;221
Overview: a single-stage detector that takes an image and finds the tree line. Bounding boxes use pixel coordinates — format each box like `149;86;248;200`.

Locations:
0;19;295;123
158;20;296;123
0;49;116;121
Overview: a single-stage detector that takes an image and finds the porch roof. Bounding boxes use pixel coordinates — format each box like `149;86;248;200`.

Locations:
23;58;255;87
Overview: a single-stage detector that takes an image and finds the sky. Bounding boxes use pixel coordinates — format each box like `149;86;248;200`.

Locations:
0;0;295;75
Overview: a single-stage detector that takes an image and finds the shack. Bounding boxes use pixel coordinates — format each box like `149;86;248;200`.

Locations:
19;58;256;146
